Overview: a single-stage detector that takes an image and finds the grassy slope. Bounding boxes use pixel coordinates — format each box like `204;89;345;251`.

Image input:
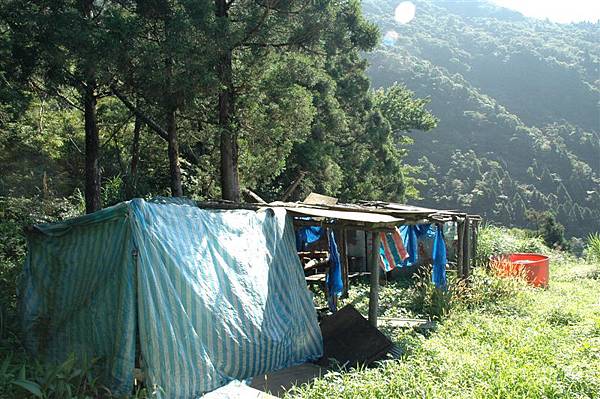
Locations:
288;260;600;398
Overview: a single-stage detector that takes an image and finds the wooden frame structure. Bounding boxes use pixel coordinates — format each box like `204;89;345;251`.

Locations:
196;199;481;328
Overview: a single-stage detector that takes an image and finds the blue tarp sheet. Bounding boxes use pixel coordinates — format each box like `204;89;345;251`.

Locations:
21;198;323;398
295;226;344;311
399;224;448;289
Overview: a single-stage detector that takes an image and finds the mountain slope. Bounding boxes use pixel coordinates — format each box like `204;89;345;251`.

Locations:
363;0;600;237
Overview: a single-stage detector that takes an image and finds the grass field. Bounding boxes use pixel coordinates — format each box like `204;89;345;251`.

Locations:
288;260;600;398
2;217;599;398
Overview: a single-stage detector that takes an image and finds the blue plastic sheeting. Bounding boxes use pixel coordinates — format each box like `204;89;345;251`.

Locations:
22;198;323;398
325;229;343;311
295;226;324;251
399;224;431;267
21;202;136;395
399;224;447;289
296;226;344;308
432;226;448;289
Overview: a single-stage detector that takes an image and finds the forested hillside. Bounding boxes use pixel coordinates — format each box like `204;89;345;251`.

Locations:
0;1;437;216
363;0;600;238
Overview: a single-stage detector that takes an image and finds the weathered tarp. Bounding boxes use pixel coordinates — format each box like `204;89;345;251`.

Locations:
21;198;323;398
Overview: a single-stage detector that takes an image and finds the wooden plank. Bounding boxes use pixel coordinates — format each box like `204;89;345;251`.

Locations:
303;192;339;205
379;317;437;330
368;233;382;327
305;273;327;282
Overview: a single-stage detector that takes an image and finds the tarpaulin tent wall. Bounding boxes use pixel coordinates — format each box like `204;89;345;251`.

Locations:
21;198;323;398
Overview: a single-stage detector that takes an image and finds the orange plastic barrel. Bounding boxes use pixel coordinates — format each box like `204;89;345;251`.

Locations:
506;253;550;288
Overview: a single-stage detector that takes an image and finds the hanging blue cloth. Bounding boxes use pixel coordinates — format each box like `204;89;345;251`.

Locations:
399;224;431;266
326;229;343;310
432;225;448;289
295;226;343;311
295;226;325;251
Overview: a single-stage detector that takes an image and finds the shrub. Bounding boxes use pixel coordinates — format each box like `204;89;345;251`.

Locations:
544;307;582;326
0;353;134;398
0;196;81;340
475;225;550;267
538;214;569;250
455;265;528;313
410;267;463;320
585;233;600;264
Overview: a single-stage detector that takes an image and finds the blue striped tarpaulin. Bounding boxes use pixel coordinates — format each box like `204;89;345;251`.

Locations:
21;198;323;398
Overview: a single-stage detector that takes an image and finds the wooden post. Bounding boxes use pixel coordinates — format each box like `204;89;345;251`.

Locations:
340;229;350;298
472;219;479;267
368;232;382;327
334;227;349;298
462;216;471;279
456;219;464;278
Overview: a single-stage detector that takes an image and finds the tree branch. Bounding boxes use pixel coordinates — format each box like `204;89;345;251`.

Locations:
241;41;325;56
281;171;307;201
100;113;134;149
234;0;273;48
29;80;84;112
111;85;168;141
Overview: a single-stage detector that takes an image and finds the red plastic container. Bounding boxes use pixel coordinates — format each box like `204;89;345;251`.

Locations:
500;253;550;288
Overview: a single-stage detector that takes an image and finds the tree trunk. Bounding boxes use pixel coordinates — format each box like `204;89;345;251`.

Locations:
126;115;142;199
163;10;183;198
216;0;240;202
166;106;183;196
81;0;101;213
84;83;101;213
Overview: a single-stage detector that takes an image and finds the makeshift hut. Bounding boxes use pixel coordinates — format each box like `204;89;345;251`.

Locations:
21;195;480;398
21;198;323;398
271;195;481;324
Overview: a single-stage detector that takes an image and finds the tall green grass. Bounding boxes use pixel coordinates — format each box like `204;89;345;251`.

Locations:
288;260;600;398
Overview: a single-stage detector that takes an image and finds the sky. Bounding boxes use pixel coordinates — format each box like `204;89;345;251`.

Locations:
489;0;600;23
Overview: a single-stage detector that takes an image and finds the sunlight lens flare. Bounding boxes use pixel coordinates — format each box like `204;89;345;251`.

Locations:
394;1;416;24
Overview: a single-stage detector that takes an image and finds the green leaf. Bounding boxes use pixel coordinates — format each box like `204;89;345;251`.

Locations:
18;365;26;380
0;354;11;376
11;379;43;398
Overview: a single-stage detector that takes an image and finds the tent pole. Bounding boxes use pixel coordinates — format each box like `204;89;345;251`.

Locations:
368;232;382;327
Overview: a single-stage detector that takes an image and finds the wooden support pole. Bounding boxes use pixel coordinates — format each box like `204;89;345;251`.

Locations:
456;219;465;278
472;219;479;267
462;216;471;279
368;232;382;327
340;229;350;298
